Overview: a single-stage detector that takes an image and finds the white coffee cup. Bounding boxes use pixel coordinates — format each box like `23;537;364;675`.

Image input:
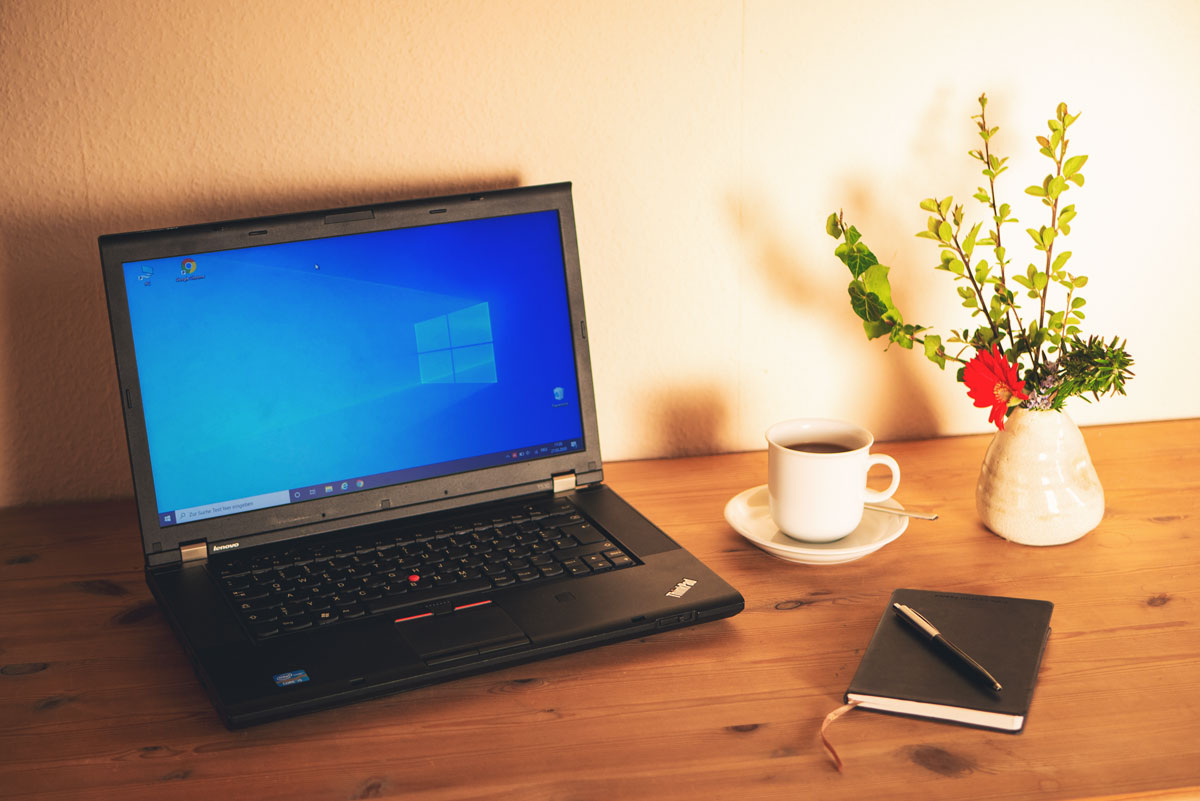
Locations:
765;418;900;542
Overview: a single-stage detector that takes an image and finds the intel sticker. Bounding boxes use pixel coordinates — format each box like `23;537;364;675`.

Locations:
273;669;310;688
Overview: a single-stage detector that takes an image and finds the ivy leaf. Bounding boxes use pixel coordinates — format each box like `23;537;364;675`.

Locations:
848;283;890;338
826;213;842;238
834;240;878;278
860;263;902;324
923;334;946;369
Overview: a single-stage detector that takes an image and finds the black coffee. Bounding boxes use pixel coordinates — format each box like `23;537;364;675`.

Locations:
784;441;852;454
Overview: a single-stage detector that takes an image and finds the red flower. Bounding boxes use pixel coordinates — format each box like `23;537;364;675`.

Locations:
963;344;1029;430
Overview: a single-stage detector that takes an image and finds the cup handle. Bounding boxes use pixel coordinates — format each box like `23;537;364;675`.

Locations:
864;454;900;503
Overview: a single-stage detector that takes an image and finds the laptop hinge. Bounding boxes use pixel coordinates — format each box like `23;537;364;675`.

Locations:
179;540;208;564
552;471;577;494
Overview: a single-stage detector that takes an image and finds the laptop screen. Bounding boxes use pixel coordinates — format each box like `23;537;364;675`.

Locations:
119;209;586;527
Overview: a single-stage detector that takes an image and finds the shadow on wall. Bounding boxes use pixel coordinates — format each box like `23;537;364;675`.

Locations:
640;382;732;458
727;198;943;441
727;89;994;442
0;173;522;507
730;188;942;438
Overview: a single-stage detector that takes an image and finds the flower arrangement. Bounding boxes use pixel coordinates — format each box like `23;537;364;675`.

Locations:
826;94;1134;429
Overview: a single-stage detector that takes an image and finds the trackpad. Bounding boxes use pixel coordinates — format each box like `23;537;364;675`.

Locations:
398;604;530;666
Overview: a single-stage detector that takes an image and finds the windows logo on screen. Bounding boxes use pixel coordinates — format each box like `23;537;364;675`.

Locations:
414;302;497;384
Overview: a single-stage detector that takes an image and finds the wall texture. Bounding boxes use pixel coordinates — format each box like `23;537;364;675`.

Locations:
2;0;1198;507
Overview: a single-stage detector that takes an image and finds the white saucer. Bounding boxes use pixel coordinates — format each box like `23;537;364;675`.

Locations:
723;485;908;565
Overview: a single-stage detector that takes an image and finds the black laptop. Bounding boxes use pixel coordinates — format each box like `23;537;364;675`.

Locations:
99;182;743;727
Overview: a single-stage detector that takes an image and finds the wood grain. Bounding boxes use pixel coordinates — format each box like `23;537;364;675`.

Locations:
1;419;1198;800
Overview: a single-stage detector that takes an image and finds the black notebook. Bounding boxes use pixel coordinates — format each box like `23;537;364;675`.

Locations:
845;588;1053;732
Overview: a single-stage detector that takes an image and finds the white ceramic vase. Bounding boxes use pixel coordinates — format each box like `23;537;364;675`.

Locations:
975;408;1104;546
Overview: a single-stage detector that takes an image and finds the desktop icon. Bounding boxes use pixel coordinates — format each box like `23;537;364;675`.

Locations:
341;482;349;491
180;258;197;275
355;480;364;488
325;485;333;493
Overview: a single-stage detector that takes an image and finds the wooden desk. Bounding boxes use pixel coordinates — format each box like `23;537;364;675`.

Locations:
2;419;1198;800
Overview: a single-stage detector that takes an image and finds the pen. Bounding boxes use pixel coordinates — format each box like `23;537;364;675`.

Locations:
892;602;1003;692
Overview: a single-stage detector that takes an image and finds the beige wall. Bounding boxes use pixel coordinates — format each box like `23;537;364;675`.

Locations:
2;0;1198;508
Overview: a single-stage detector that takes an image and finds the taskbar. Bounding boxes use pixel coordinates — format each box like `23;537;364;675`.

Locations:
157;437;585;527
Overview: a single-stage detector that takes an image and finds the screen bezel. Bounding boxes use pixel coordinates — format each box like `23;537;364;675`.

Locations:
99;183;603;565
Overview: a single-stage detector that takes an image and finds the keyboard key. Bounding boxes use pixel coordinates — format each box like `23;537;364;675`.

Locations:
559;525;600;544
560;558;589;575
583;554;612;571
280;617;313;633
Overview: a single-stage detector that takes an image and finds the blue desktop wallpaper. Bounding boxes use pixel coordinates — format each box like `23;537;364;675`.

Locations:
122;211;584;520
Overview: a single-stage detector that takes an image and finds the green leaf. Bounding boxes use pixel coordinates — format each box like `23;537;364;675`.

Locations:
963;222;982;257
923;334;946;369
862;320;891;338
1072;275;1089;288
1071;296;1087;309
938;221;953;242
834;241;878;278
826;213;842;238
1063;154;1088;176
1025;184;1046;197
1052;251;1072;272
938;196;953;217
860;263;902;324
919;198;939;213
848;283;888;328
1068;173;1085;187
1033;271;1049;291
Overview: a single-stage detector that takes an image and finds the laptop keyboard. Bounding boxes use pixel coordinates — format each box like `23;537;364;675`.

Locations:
210;498;636;640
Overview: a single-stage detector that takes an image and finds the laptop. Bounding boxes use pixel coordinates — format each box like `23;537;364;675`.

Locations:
99;181;744;727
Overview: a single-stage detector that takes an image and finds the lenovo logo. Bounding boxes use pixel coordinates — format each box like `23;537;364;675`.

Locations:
666;578;697;599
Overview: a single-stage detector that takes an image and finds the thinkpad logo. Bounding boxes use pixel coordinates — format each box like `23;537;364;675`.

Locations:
666;578;697;598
